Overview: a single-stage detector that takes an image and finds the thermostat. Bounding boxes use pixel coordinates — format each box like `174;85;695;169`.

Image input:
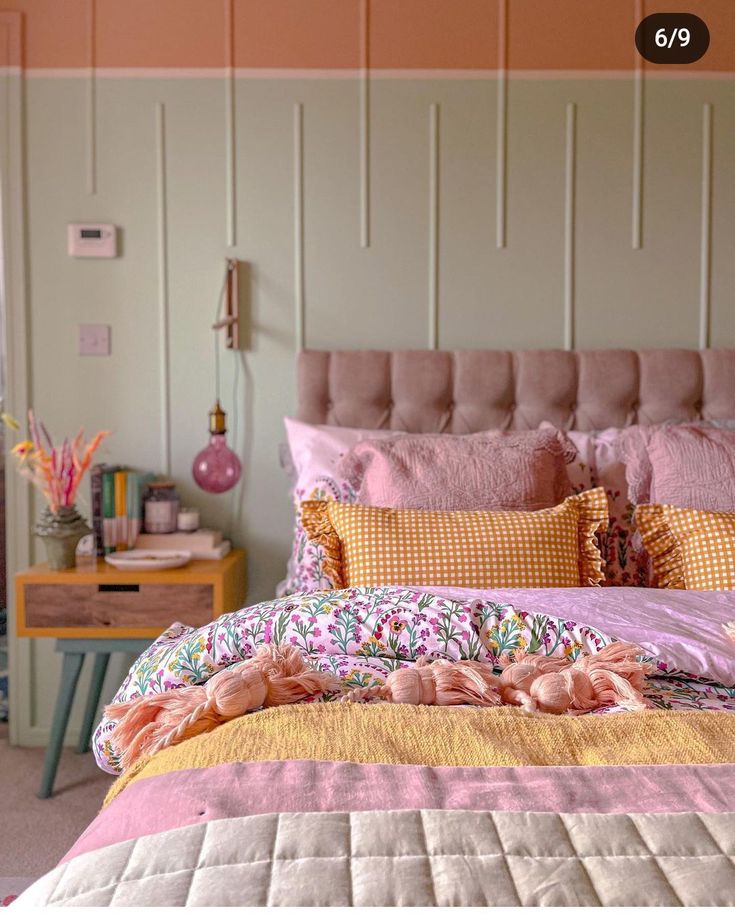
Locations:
67;223;118;258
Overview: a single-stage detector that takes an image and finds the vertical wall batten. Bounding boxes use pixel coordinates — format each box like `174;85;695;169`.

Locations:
359;0;370;248
86;0;96;195
1;10;33;744
155;102;172;476
224;0;236;247
699;102;713;349
631;72;643;248
294;102;305;350
428;103;439;350
564;102;576;351
496;0;508;249
631;0;644;249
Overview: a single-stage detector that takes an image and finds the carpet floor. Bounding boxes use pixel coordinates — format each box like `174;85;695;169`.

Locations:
0;721;113;897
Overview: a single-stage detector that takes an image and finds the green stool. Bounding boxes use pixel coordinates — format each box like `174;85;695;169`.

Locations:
40;638;149;799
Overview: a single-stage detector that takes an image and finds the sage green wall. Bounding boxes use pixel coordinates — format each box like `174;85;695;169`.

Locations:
12;73;735;744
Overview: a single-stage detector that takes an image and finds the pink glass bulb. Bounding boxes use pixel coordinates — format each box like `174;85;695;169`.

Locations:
192;402;242;494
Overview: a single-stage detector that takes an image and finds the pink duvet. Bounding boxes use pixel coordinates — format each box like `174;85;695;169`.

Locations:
424;586;735;686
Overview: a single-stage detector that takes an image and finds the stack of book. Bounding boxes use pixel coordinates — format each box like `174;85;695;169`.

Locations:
134;528;231;560
91;464;155;556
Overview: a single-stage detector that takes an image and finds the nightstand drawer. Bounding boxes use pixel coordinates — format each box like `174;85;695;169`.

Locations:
23;583;214;631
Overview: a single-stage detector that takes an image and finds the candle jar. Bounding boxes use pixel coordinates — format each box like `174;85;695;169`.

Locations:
177;508;200;532
144;482;180;534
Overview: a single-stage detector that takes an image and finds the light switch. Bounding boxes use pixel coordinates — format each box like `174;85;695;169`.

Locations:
78;324;111;356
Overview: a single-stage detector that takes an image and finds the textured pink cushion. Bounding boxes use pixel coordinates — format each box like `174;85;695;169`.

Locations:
339;429;575;511
619;424;735;510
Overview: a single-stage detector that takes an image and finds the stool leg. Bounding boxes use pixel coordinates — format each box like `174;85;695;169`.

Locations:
38;651;84;799
78;653;110;754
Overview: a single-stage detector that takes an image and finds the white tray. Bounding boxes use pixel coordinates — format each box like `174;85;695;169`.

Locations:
104;549;191;571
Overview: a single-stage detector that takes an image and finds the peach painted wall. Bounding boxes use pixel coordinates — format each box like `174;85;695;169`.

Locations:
3;0;734;73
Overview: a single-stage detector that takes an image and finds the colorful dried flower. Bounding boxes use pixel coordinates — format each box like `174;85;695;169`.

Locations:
10;411;109;513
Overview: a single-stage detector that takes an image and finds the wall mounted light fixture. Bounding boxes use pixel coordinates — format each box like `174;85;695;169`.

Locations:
192;259;243;494
211;257;240;349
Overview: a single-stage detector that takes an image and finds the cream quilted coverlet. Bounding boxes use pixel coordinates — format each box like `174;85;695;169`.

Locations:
18;808;735;906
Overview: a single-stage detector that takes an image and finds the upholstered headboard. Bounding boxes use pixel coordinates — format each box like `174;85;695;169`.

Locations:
297;349;735;432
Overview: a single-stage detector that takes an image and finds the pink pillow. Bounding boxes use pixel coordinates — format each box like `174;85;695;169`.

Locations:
619;424;735;510
339;429;575;511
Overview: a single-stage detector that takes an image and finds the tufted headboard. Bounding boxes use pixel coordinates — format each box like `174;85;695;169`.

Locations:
297;349;735;432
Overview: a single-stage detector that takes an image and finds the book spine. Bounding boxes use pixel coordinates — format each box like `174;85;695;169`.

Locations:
102;471;116;554
91;464;105;557
114;470;127;551
127;473;140;549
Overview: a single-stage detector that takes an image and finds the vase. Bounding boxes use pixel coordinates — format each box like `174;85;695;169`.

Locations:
35;505;93;571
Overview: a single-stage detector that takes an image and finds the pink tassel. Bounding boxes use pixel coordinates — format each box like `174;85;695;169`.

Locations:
106;645;340;769
341;657;501;707
499;642;653;714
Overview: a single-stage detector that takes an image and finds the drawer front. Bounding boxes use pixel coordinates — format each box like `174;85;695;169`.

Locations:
23;583;214;631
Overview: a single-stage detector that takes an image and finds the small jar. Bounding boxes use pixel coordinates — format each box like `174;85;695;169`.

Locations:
177;508;200;532
144;481;180;534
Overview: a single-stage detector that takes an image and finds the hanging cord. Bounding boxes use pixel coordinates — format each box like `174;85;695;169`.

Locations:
229;350;244;533
231;345;240;449
212;267;230;402
211;261;247;534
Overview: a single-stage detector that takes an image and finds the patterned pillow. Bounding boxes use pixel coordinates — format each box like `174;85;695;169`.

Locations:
301;488;608;590
278;419;401;596
545;425;651;587
635;503;735;590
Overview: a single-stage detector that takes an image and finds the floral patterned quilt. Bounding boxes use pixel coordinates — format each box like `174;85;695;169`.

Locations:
94;587;735;774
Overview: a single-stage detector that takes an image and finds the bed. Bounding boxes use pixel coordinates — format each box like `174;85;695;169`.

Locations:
17;348;735;906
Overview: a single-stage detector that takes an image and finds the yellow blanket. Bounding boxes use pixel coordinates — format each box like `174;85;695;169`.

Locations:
107;704;735;805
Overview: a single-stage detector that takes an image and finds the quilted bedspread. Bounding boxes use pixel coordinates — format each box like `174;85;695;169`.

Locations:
16;586;735;906
18;807;735;906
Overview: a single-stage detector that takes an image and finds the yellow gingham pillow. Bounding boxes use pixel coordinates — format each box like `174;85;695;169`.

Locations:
300;487;608;590
635;503;735;590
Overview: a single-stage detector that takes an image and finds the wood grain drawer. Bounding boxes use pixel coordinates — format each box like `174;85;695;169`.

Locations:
23;583;214;630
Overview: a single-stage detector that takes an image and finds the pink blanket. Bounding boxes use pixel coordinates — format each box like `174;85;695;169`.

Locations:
65;760;735;863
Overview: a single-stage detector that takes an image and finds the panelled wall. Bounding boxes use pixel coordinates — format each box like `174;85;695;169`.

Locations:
2;2;735;745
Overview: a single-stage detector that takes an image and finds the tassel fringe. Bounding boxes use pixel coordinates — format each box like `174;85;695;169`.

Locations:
107;641;654;771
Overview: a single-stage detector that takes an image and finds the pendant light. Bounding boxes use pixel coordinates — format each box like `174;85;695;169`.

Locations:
192;260;243;494
192;400;242;493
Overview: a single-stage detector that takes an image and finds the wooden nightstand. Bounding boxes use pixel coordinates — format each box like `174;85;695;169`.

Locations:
15;549;246;797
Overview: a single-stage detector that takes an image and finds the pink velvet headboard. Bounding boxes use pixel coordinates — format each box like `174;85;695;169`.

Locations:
297;349;735;432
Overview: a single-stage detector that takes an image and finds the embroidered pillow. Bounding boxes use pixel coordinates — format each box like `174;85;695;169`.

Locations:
339;429;575;512
301;488;608;590
619;424;735;510
635;503;735;590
